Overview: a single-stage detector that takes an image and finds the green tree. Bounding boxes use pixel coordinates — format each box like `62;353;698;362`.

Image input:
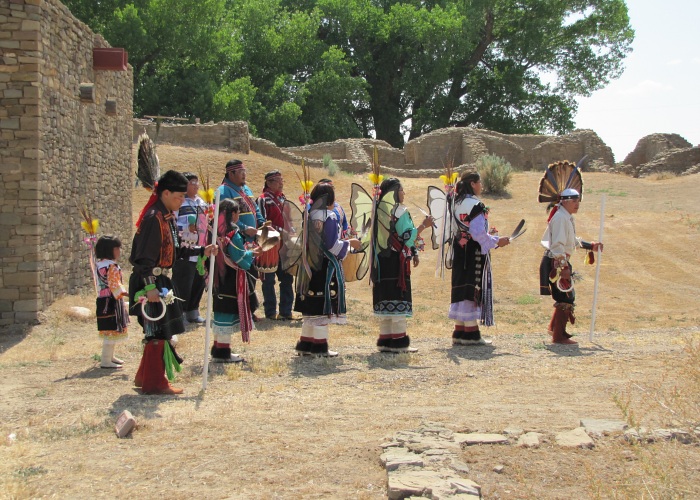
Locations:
306;0;633;147
64;0;233;119
221;0;367;145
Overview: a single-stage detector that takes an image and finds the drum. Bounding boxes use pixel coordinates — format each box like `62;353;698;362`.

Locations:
342;250;367;282
255;241;280;273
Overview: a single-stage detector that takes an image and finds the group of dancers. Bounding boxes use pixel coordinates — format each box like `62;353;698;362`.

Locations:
89;145;603;395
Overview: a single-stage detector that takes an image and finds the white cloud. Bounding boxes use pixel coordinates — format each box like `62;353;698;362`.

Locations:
693;57;700;65
666;59;683;66
616;80;673;97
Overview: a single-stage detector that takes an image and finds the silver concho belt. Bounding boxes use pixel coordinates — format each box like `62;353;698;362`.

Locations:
152;267;172;278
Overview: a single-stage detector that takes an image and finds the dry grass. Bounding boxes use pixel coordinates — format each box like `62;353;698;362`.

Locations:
1;146;699;498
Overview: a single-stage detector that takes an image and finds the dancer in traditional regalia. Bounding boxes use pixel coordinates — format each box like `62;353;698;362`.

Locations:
130;135;218;394
210;199;260;362
538;160;604;345
369;178;433;353
172;172;210;324
288;180;361;357
94;235;129;369
447;170;510;345
218;159;265;243
257;170;295;321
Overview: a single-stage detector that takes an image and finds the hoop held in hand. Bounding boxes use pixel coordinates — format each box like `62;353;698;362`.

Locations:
141;297;166;321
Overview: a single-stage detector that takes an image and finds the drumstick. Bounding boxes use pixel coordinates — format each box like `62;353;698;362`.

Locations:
411;203;437;228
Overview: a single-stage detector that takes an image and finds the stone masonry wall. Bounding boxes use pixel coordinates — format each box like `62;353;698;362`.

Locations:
133;119;250;153
0;0;133;325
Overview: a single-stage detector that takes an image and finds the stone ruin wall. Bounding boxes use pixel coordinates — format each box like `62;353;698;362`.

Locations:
404;128;614;172
0;0;133;326
128;120;622;180
133;119;250;153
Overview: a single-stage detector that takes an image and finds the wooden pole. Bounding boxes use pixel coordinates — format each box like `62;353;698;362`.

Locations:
589;195;606;342
202;189;221;390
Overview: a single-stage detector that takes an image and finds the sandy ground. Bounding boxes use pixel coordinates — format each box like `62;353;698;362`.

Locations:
1;147;699;498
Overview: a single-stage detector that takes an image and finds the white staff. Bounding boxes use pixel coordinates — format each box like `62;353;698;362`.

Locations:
589;194;606;342
202;189;222;390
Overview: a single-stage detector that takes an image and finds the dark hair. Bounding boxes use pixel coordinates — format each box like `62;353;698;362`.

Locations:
183;172;198;181
95;235;122;260
219;198;241;229
379;177;401;203
225;159;243;170
156;170;188;194
309;183;335;206
318;178;332;184
455;170;480;202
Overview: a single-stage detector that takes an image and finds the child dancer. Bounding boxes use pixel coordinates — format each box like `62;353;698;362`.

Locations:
94;236;129;368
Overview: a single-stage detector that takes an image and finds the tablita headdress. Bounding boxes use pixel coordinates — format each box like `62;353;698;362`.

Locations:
135;131;160;228
538;158;585;211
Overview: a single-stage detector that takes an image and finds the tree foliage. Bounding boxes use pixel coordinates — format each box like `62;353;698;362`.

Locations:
63;0;633;148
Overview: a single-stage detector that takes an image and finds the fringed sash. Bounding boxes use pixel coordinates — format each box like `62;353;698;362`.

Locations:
479;252;494;326
389;233;412;292
322;248;346;316
237;264;253;342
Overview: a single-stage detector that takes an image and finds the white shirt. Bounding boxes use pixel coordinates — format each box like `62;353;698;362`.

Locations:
541;205;584;259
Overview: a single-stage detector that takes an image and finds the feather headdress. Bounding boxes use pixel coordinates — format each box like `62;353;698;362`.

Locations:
136;131;159;190
135;132;161;228
538;158;584;206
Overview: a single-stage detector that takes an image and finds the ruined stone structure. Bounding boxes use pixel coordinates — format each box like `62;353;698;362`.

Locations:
404;127;615;172
622;133;692;168
1;0;133;325
617;133;699;177
246;127;615;177
133;119;250;153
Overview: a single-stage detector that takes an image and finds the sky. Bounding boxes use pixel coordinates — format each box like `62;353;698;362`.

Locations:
574;0;700;162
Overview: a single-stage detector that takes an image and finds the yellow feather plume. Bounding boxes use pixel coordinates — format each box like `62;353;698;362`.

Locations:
368;173;384;185
80;219;99;235
300;180;314;193
439;172;458;185
199;188;215;204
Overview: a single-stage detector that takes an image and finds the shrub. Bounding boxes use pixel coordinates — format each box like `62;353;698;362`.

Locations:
323;153;338;177
476;154;513;195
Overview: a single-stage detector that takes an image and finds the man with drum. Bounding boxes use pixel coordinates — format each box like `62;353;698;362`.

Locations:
218;159;265;320
257;170;295;320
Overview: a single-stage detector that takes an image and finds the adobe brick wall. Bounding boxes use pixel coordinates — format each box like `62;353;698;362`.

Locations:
0;0;133;325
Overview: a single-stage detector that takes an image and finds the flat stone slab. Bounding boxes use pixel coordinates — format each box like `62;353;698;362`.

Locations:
651;428;694;444
405;437;460;454
387;470;445;500
580;418;628;435
555;427;594;449
380;449;425;471
454;432;509;446
448;458;470;475
517;432;543;448
449;478;481;496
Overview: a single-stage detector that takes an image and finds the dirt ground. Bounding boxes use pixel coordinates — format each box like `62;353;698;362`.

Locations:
1;147;699;499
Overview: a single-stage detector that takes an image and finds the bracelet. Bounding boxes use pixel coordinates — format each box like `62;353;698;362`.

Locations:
144;283;157;292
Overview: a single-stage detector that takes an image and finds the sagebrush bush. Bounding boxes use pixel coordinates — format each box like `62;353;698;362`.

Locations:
477;154;513;195
323;153;338;177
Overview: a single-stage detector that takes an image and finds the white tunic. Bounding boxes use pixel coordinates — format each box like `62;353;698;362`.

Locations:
540;205;585;259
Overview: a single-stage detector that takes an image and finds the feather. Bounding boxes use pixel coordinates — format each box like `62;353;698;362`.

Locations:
136;132;159;190
538;160;584;203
